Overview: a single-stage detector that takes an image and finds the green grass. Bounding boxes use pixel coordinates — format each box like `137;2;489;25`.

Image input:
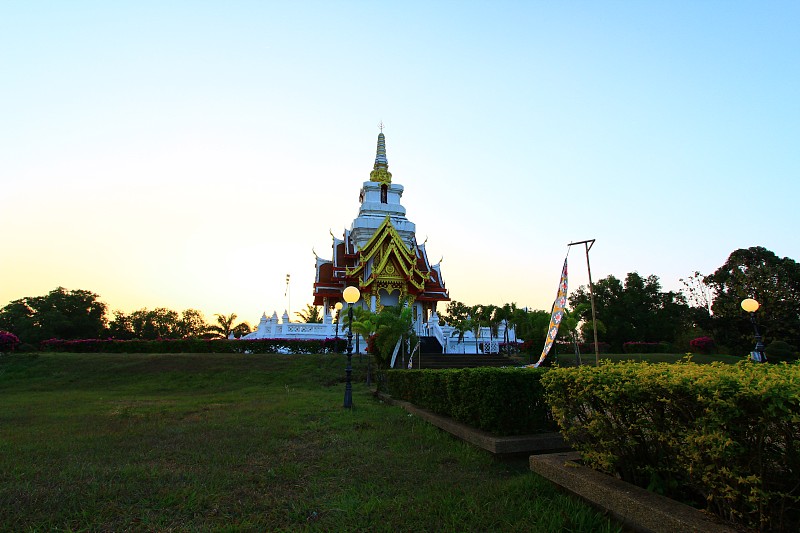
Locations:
0;353;621;532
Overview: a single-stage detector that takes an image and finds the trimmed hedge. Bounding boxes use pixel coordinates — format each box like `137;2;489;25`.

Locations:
38;338;348;354
385;367;557;436
542;362;800;531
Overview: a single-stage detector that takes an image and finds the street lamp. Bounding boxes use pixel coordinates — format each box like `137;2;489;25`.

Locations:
343;286;361;408
741;298;766;363
334;302;343;341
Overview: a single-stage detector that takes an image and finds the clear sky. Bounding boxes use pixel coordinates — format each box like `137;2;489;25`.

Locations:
2;1;799;326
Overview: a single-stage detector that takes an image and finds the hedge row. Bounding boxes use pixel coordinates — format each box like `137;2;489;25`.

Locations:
39;338;348;354
541;362;800;531
385;367;557;436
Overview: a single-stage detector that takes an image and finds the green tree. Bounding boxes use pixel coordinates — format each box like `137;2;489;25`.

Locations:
569;273;690;352
231;321;252;338
372;304;416;368
108;310;135;339
350;307;379;340
484;305;502;343
468;305;484;354
128;308;180;339
705;246;800;354
444;300;471;345
513;307;550;350
296;304;322;323
0;287;108;344
494;303;514;352
561;305;590;364
176;309;210;338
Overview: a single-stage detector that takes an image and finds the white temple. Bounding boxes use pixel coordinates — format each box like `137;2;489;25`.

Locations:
241;130;515;354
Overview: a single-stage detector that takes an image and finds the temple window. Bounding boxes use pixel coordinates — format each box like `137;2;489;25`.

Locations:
380;184;388;203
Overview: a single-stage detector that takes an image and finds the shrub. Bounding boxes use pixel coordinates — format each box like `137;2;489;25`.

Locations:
765;340;798;363
386;367;556;436
0;330;20;352
542;362;800;531
689;336;715;354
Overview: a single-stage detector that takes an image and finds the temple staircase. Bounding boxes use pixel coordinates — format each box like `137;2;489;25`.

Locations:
411;336;517;369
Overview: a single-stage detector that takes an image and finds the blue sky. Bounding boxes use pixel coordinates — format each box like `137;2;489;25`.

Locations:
2;1;798;324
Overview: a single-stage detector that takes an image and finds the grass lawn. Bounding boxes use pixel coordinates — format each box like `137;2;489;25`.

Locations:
0;352;621;532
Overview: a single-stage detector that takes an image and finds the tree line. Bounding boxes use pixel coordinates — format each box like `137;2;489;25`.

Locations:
2;246;798;357
0;287;252;347
444;246;800;358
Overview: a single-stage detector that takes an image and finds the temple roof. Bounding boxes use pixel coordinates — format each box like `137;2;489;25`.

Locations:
312;128;449;307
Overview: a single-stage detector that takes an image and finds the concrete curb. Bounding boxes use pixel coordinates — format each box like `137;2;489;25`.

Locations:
375;392;741;532
529;451;739;533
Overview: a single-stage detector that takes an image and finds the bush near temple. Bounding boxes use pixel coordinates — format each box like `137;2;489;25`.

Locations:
385;367;556;436
689;336;716;354
765;340;798;363
0;330;20;353
542;362;800;531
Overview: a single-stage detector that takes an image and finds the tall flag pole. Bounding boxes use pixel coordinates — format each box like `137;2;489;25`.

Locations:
531;258;568;368
568;239;599;366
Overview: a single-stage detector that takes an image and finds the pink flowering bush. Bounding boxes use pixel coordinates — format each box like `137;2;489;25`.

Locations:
689;336;716;354
0;331;20;352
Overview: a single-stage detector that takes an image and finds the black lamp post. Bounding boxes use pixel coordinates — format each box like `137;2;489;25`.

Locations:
343;286;360;408
741;298;766;363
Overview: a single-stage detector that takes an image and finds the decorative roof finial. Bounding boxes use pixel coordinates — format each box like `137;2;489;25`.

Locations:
370;124;392;184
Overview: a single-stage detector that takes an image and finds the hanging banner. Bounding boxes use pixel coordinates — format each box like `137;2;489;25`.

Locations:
531;258;568;368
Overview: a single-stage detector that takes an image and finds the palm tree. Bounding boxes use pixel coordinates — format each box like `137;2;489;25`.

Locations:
485;305;501;347
231;321;252;338
211;313;237;338
296;304;322;323
469;305;483;354
561;305;588;365
373;305;416;367
350;307;379;340
444;300;471;352
495;303;515;353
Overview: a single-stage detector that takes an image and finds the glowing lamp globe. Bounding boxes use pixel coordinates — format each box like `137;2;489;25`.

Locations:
741;298;760;313
343;286;361;304
335;302;343;311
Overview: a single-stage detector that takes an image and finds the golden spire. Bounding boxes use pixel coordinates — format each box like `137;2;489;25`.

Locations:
369;125;392;184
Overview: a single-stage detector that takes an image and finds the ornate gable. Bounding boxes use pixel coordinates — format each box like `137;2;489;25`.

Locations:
347;217;430;299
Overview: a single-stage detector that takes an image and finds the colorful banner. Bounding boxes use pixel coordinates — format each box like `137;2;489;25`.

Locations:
531;258;568;368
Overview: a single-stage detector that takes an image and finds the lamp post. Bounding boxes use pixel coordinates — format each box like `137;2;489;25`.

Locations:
334;302;343;346
343;286;361;408
741;298;766;363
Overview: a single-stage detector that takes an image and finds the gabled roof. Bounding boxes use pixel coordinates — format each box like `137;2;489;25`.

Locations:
346;216;430;292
